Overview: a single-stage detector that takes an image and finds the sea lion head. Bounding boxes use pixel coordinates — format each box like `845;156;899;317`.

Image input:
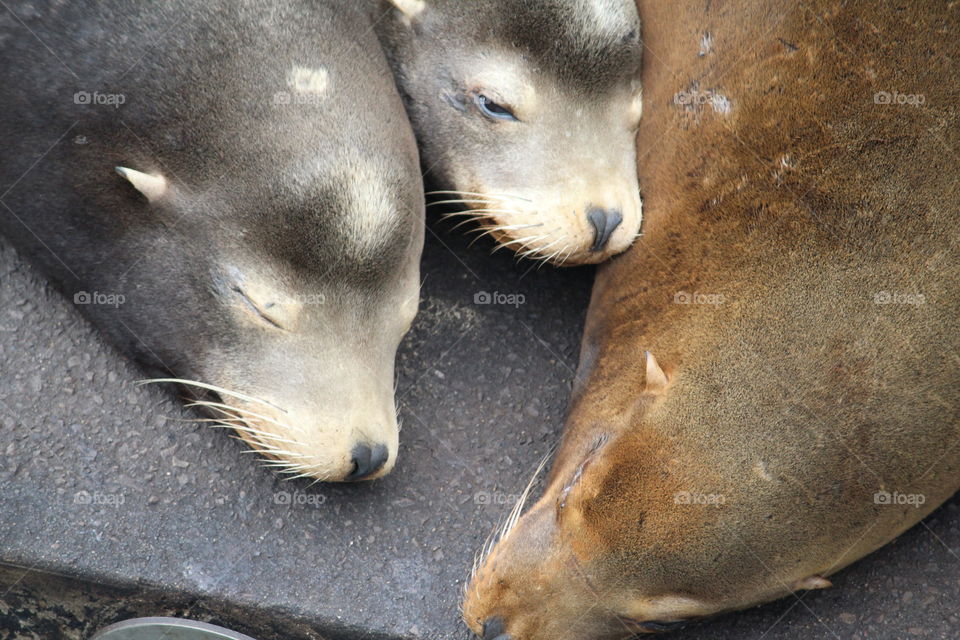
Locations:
462;355;719;639
380;0;644;265
116;147;423;482
93;12;426;483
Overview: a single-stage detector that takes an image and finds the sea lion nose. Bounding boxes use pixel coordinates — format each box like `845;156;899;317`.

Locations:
346;442;389;481
482;617;511;640
586;207;623;251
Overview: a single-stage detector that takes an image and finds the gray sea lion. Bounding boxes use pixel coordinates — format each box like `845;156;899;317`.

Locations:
371;0;645;265
0;0;424;481
463;0;960;636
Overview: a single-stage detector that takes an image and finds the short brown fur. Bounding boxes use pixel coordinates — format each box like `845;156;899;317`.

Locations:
464;1;960;637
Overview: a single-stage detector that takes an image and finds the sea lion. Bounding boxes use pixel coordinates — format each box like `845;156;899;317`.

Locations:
371;0;645;265
0;0;424;481
464;0;959;637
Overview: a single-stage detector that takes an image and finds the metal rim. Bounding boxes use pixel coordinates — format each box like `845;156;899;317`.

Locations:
91;617;261;640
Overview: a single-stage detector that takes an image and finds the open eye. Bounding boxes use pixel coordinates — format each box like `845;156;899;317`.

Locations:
474;93;518;121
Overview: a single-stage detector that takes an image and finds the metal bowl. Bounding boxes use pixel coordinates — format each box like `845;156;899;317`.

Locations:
91;617;259;640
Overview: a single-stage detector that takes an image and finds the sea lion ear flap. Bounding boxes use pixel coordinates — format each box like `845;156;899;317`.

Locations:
115;167;168;203
644;351;669;394
385;0;426;22
792;575;833;591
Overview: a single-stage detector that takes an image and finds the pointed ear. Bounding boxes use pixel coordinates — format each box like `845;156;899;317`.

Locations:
644;351;669;394
115;166;168;203
386;0;426;21
792;575;832;591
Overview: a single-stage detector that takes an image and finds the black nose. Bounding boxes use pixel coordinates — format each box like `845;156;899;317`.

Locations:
587;207;623;252
347;443;389;481
482;617;510;640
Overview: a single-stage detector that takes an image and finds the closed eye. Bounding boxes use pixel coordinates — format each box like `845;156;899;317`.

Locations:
232;286;288;331
621;618;689;633
474;93;518;121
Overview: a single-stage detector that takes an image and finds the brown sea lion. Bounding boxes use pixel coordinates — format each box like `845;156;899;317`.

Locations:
463;0;960;637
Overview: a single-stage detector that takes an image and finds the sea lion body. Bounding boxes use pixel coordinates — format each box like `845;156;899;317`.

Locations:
465;1;959;636
371;0;645;265
0;0;424;481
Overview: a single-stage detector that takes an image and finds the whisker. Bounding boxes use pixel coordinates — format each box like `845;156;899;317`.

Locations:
440;208;521;217
519;237;561;259
207;422;302;446
138;378;286;413
426;199;494;206
185;399;305;435
449;216;488;233
491;234;550;253
473;447;556;582
425;190;532;202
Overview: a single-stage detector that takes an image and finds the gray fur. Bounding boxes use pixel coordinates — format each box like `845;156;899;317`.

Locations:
0;0;424;480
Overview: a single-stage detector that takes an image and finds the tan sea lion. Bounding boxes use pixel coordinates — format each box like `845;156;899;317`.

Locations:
464;0;960;637
371;0;646;265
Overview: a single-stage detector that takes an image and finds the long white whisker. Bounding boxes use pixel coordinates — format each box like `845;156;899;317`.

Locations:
440;208;521;217
185;400;304;435
138;378;287;413
207;422;302;446
426;199;494;206
425;190;532;202
491;234;550;253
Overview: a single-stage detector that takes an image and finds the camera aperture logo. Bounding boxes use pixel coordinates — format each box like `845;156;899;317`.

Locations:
74;91;126;109
274;490;326;508
473;291;526;308
74;490;125;507
74;291;125;308
874;490;925;508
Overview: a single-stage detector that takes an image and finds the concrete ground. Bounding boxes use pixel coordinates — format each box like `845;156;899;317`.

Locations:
0;213;958;639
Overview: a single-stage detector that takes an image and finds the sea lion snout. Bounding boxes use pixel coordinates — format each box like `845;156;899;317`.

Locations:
347;443;391;481
587;208;624;252
481;617;510;640
206;387;401;483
